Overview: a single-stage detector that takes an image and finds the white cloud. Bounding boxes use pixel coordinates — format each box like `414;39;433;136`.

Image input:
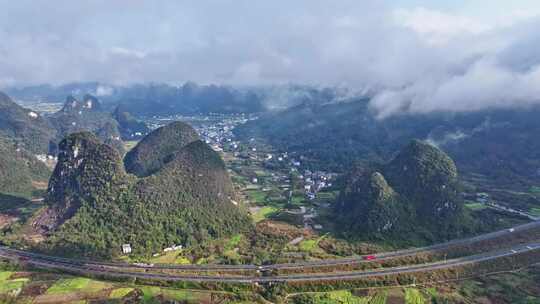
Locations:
109;47;147;59
371;55;540;118
1;1;540;117
95;85;114;96
393;7;490;44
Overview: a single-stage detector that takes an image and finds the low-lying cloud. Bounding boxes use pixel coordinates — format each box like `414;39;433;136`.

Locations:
1;0;540;116
370;18;540;118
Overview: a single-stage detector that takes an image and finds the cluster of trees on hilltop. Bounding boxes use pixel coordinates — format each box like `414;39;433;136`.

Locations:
335;140;472;245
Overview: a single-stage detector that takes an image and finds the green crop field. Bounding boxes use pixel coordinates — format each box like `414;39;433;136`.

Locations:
46;277;111;294
150;250;191;264
109;288;134;299
464;202;487;211
226;234;243;250
252;206;279;222
290;290;386;304
245;189;267;203
0;271;29;294
405;288;426;304
298;234;328;252
140;286;204;303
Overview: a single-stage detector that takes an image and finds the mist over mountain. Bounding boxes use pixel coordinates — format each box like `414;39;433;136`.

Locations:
3;2;540;118
235;98;540;185
5;82;353;116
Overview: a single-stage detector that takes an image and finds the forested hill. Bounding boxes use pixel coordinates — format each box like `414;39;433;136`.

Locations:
234;98;540;184
0;92;55;200
124;121;199;177
0;91;56;154
335;140;468;244
49;94;125;154
39;123;250;258
113;105;150;140
0;136;51;199
0;91;149;156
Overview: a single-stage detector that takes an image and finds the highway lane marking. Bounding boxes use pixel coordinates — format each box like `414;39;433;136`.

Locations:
2;241;539;283
2;220;539;272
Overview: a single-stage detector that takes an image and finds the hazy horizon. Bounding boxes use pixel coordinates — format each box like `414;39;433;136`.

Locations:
2;0;540;116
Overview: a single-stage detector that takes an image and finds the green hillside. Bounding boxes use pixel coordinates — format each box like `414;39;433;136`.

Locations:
0;91;56;154
112;105;150;140
124;121;199;177
336;140;469;243
40;123;250;258
0;136;51;200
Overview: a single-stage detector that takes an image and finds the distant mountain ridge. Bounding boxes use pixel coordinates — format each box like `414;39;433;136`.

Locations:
0;91;149;156
235;98;540;185
49;94;125;154
0;91;150;201
5;82;351;116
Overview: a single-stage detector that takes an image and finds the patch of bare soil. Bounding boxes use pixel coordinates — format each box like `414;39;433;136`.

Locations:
19;282;51;297
31;180;49;190
0;213;18;229
256;220;309;241
20;205;68;243
10;272;32;279
386;288;405;304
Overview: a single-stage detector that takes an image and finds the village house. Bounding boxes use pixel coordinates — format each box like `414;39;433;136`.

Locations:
122;244;132;254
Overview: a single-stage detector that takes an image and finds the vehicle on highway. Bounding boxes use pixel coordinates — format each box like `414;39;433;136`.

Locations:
134;263;154;267
363;255;376;260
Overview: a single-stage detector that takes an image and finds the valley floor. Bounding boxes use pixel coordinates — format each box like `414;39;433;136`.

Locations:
1;264;539;303
1;114;540;303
